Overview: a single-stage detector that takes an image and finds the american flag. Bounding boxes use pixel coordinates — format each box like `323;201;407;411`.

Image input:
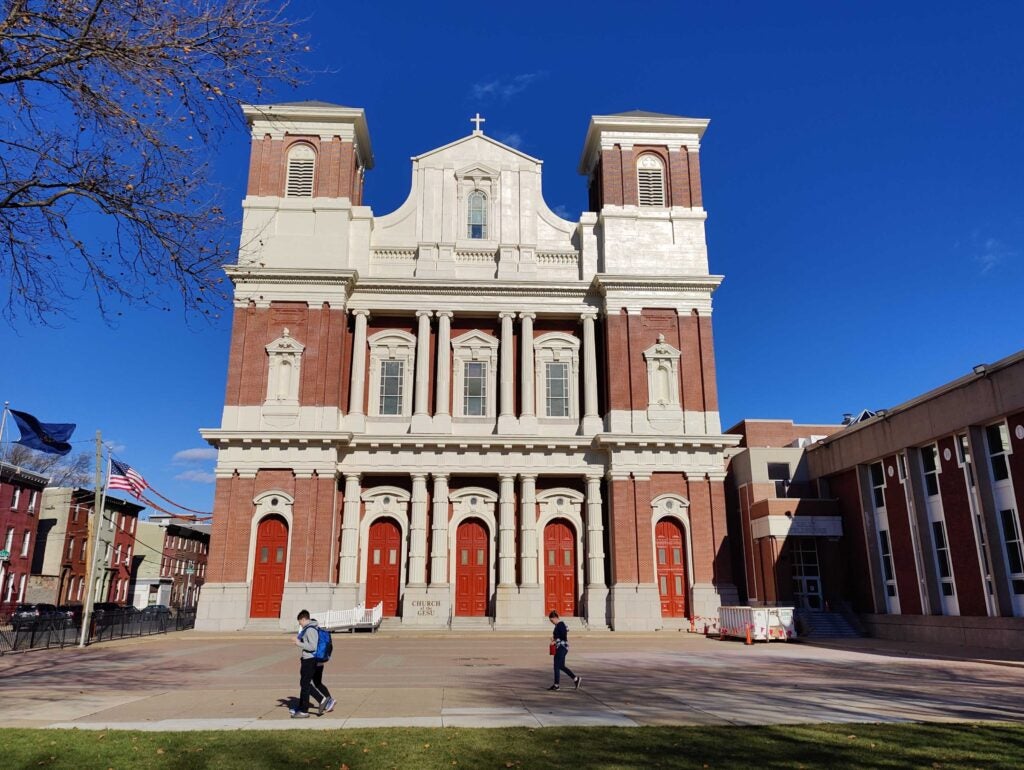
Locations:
108;458;148;499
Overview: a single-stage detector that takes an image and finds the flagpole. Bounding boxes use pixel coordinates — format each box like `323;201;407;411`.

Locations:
79;433;110;648
0;402;9;465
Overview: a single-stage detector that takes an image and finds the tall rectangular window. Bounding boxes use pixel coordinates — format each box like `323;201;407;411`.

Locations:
11;488;20;510
378;359;404;415
4;527;13;551
463;362;487;416
931;521;955;596
20;530;30;558
1000;509;1024;595
879;529;897;597
870;462;886;509
921;445;940;497
545;362;570;417
27;491;36;513
986;423;1011;482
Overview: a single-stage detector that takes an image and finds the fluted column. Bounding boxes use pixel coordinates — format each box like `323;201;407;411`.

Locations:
348;310;369;426
412;310;433;432
520;312;536;423
581;312;602;433
435;311;453;431
498;474;516;586
339;473;362;584
585;474;606;587
429;474;449;584
498;311;516;432
519;474;538;585
409;473;428;584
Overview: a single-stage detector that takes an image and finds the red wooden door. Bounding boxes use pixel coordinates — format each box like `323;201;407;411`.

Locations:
250;515;288;618
365;519;402;616
544;521;577;616
655;519;688;618
455;519;489;616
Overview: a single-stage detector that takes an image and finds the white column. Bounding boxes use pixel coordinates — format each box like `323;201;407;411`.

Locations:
435;311;452;432
585;475;606;587
519;474;538;585
409;473;428;585
581;312;602;433
498;474;516;586
498;311;516;432
348;310;369;429
339;473;362;584
520;312;536;430
412;310;433;432
430;474;449;584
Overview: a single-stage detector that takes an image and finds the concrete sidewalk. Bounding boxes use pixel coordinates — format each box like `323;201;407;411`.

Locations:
0;631;1021;731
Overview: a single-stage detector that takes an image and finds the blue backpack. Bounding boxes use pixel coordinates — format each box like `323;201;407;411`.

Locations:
302;624;333;663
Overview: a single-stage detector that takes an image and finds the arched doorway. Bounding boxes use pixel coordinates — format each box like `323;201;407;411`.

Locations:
544;520;577;616
655;518;688;618
455;519;489;616
365;518;402;616
250;515;288;618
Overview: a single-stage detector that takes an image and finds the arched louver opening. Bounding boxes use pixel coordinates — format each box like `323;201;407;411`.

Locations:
637;154;666;207
467;190;487;239
285;144;316;197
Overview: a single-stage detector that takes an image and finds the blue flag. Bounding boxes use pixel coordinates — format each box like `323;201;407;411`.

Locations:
9;409;76;456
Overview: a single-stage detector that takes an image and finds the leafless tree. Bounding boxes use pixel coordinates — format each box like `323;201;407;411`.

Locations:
5;443;92;487
0;0;307;324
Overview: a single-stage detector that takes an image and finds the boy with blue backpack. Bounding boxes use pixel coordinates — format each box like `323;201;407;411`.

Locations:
291;609;335;718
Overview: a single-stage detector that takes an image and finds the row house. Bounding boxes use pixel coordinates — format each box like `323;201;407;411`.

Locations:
197;104;738;631
806;350;1024;645
30;488;143;607
133;521;210;609
0;461;48;615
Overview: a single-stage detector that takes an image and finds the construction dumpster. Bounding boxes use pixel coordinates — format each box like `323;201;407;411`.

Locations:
718;606;797;642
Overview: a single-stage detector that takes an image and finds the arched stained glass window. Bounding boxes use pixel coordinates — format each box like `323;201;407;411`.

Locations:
467;190;487;239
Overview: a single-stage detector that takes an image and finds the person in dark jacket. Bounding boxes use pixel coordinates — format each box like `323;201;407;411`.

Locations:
547;610;582;691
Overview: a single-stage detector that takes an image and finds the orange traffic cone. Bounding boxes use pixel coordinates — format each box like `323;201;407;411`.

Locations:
745;624;753;645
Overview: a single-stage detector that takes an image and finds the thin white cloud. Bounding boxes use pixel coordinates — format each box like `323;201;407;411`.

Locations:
471;71;547;101
175;469;216;484
976;237;1015;275
173;447;218;463
496;132;523;149
552;204;574;220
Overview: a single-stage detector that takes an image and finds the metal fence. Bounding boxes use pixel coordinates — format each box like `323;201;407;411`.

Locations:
0;609;198;655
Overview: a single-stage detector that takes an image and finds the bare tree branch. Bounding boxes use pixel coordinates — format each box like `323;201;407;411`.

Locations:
0;0;308;324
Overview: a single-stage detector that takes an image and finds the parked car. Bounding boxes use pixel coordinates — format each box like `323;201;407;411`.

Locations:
58;604;84;625
11;603;61;631
90;602;126;622
140;604;172;619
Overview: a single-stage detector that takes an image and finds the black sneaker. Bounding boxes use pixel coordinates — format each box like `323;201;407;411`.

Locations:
547;684;560;691
574;676;582;690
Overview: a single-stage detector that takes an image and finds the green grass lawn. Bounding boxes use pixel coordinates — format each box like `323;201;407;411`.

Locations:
4;722;1022;769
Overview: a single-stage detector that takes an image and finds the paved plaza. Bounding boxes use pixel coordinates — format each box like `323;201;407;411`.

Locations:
0;630;1021;731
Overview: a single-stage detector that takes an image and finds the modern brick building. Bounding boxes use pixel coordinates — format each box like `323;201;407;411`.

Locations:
805;350;1024;645
197;103;738;631
0;461;47;616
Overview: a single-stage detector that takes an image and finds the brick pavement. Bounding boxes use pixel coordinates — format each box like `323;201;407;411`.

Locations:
0;630;1021;731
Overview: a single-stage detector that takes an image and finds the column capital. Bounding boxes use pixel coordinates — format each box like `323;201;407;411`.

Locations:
606;471;631;481
351;309;370;318
415;310;434;319
518;472;538;481
410;472;429;482
498;311;517;321
436;310;454;319
431;471;449;481
343;472;362;483
499;473;517;483
518;311;536;320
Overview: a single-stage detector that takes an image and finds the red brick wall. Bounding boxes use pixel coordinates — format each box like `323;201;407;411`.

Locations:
599;148;623;207
607;477;637;584
670;148;691;208
828;468;878;613
728;421;843;447
604;311;631;411
936;435;988;615
687;149;703;207
246;135;361;199
881;455;923;614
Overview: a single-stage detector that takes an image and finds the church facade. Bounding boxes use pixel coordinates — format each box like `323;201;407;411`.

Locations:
195;102;739;631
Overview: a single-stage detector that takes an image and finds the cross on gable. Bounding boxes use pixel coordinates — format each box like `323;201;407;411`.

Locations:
470;113;486;133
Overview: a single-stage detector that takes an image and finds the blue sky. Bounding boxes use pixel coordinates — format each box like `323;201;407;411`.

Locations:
2;1;1022;513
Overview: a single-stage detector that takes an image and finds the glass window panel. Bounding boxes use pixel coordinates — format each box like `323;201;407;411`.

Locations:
548;550;555;566
563;549;571;566
276;546;285;563
461;549;468;566
545;362;570;417
259;547;269;563
467;191;487;239
659;576;668;594
1001;509;1024;574
389;549;397;565
477;549;485;566
657;548;667;565
463;362;487;416
674;575;683;594
672;548;682;565
379;360;404;415
373;549;381;565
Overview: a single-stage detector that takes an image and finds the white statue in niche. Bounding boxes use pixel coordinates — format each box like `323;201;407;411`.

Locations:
643;333;683;430
265;328;305;405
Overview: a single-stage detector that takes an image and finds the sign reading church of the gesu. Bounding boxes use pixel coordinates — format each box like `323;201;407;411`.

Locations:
195;102;739;632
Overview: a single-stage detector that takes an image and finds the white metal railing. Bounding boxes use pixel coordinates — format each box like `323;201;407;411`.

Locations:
315;602;383;632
